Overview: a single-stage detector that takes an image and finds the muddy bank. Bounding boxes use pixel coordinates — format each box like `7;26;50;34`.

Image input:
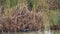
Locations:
50;25;60;30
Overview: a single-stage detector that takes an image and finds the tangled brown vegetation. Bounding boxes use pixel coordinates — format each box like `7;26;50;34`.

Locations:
0;3;44;32
47;0;60;9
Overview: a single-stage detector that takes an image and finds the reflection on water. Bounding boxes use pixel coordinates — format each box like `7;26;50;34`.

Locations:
0;30;60;34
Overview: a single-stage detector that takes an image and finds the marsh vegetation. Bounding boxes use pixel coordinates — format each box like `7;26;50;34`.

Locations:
0;0;60;33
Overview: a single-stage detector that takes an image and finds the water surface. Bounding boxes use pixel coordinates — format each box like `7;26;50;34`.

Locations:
0;30;60;34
